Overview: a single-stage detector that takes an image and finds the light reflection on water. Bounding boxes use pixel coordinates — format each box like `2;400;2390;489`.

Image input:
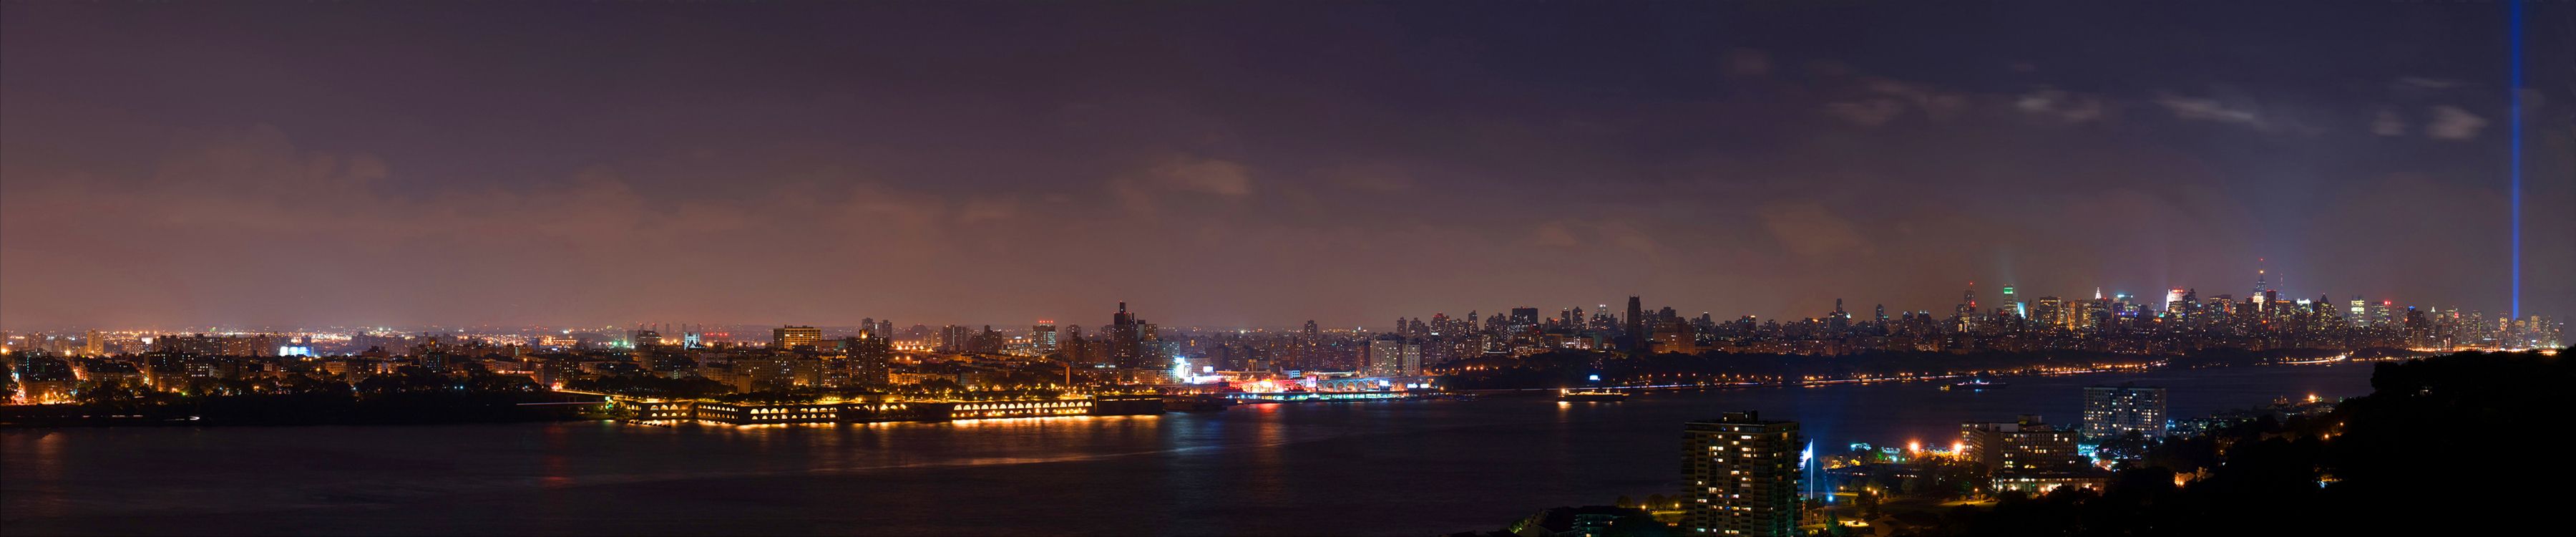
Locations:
0;364;2378;536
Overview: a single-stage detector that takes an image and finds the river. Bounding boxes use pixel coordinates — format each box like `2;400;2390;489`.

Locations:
0;362;2380;536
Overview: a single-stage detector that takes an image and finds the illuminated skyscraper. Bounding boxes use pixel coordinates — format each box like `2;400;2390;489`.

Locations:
1365;334;1420;377
2034;296;2065;329
771;325;821;350
1033;321;1058;352
938;324;971;352
1956;284;1979;329
847;332;892;388
1999;284;2020;318
2081;385;2167;440
1683;412;1802;536
1109;301;1146;368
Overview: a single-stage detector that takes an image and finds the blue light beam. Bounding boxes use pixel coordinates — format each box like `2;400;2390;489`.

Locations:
2509;0;2525;319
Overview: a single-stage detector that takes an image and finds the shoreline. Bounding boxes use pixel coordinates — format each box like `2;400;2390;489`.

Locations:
1451;353;2414;398
0;352;2424;430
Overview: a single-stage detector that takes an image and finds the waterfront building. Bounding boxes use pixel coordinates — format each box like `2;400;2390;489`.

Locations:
2082;385;2169;440
1365;335;1421;377
626;395;1166;425
7;354;78;404
694;402;844;424
1683;411;1802;536
627;400;697;422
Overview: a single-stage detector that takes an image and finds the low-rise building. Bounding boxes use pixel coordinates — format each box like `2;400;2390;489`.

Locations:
1959;415;2087;473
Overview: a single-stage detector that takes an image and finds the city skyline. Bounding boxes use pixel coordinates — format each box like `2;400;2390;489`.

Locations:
4;1;2569;331
0;270;2545;333
0;289;2547;335
3;3;2565;536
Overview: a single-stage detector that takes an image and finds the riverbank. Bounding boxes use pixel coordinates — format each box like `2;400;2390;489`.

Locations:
2;362;2389;537
0;391;605;428
2;349;2426;429
1449;347;2426;397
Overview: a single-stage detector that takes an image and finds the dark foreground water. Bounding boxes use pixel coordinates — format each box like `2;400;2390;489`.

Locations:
1;364;2379;536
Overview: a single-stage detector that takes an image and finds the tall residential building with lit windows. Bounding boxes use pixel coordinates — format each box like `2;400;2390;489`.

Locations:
1683;411;1801;536
2081;385;2169;440
1109;301;1147;368
771;325;822;350
1365;334;1420;377
1032;321;1058;352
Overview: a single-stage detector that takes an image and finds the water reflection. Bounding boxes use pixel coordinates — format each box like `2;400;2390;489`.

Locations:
0;364;2379;536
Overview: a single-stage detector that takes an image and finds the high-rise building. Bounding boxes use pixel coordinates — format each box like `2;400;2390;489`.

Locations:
846;332;892;388
1626;296;1648;351
1999;284;2021;318
1959;415;2086;473
771;325;822;350
1654;319;1699;354
1109;301;1146;368
1683;411;1802;536
1033;321;1059;352
2032;296;2064;329
1365;334;1421;377
938;324;972;352
1956;284;1979;329
2404;307;2431;347
2081;385;2168;440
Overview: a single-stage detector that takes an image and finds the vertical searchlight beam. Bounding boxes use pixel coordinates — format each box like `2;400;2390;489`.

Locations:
2509;0;2525;319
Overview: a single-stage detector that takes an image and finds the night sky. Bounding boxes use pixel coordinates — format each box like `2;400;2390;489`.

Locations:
3;1;2569;331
